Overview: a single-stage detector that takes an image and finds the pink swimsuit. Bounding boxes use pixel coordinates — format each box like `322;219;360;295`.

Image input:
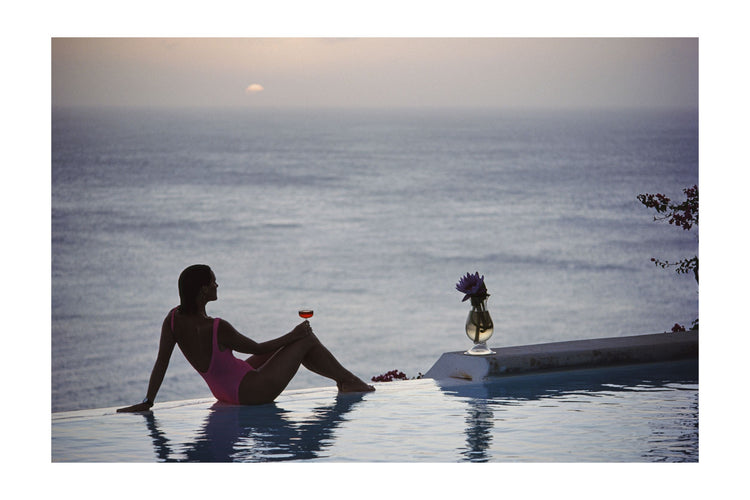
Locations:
172;309;254;404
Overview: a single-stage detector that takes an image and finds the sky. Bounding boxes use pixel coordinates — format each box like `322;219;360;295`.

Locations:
51;38;698;109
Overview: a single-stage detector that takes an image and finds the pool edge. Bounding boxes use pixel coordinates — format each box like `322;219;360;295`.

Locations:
424;330;698;382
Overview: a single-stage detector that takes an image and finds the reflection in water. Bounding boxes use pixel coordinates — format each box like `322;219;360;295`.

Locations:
440;360;698;462
642;387;699;462
462;399;494;462
141;393;364;462
130;361;697;462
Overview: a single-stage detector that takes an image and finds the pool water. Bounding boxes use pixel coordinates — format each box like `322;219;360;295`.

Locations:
51;360;697;462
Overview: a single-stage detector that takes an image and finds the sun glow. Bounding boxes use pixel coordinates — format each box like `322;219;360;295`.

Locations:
245;83;264;94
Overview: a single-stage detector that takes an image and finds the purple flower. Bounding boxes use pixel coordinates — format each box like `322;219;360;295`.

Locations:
456;272;489;302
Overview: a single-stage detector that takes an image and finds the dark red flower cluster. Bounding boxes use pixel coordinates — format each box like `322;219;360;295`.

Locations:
637;185;698;231
371;370;408;382
637;192;671;213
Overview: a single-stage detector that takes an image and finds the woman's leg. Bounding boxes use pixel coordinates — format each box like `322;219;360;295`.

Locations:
298;335;373;391
245;351;277;369
238;332;373;405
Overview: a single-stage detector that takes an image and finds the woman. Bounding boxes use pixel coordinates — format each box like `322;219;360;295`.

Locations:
118;264;374;412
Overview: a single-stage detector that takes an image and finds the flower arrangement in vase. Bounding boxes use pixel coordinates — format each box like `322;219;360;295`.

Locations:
456;272;495;355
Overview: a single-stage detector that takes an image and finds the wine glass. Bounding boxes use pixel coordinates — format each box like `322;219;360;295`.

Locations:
298;309;314;319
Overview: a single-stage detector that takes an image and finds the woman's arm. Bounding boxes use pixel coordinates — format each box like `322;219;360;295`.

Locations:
217;319;311;355
117;316;176;413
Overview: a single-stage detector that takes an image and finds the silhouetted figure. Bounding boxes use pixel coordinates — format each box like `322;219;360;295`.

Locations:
118;264;373;412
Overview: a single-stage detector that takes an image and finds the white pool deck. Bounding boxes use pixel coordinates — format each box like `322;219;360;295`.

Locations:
52;331;698;462
424;330;698;381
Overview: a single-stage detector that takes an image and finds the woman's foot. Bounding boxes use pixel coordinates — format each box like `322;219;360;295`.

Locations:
337;376;376;393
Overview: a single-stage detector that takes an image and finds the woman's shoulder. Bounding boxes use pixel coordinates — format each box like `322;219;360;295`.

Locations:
165;306;180;319
170;307;221;325
217;318;243;336
161;307;178;330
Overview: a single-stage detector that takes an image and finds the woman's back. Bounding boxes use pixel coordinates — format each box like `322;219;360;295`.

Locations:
170;309;217;374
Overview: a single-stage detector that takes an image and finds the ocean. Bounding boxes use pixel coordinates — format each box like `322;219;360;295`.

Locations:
51;106;698;412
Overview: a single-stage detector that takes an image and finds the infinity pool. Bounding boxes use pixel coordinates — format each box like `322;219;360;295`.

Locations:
52;360;697;462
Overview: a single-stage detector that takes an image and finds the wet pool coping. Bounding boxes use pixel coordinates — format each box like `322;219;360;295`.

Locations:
424;330;698;382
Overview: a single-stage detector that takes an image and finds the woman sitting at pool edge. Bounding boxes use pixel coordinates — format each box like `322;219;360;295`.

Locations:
118;264;374;412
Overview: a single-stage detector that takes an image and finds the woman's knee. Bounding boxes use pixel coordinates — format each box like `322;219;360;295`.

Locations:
306;330;324;345
295;331;322;350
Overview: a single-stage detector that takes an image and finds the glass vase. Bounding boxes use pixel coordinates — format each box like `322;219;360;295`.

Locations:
464;297;495;355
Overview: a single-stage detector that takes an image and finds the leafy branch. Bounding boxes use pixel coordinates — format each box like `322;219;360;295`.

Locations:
637;185;699;284
637;184;698;231
638;184;698;331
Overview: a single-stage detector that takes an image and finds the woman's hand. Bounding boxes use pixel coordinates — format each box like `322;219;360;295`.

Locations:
117;401;153;413
291;320;312;341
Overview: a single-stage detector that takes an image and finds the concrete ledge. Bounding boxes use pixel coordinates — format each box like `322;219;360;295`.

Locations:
424;331;698;382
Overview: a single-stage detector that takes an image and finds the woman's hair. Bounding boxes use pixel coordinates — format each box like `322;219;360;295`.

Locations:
178;264;213;313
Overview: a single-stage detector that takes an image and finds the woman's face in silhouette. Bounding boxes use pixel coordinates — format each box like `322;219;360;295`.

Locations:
202;271;218;302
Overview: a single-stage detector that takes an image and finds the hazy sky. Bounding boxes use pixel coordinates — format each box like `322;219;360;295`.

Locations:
51;38;697;109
